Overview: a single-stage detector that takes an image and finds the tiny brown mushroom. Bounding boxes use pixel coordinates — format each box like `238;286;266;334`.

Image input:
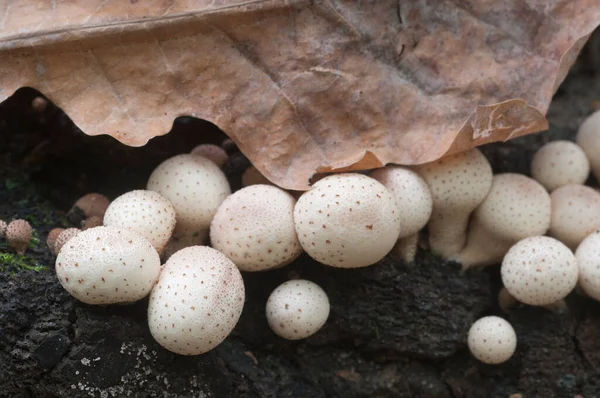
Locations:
0;219;7;238
47;228;64;252
6;219;33;255
81;216;103;230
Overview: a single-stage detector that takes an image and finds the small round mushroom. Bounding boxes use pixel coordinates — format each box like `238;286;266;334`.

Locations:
454;173;551;269
294;173;401;268
190;144;229;168
55;226;161;305
548;184;600;250
147;246;245;355
370;166;433;262
241;166;273;187
414;148;493;258
266;279;330;340
103;190;177;255
0;220;7;238
210;185;302;271
5;220;33;255
147;154;231;245
530;140;590;191
53;228;81;255
70;193;110;219
575;230;600;302
81;216;103;230
576;110;600;180
468;316;517;364
501;236;578;306
46;228;64;252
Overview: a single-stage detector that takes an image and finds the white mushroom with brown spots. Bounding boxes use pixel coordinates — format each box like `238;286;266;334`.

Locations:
191;144;228;168
576;110;600;180
501;236;578;306
370;166;432;262
454;173;551;269
53;228;81;255
266;279;330;340
414;148;493;258
103;190;177;255
575;230;600;302
5;219;33;255
147;246;245;355
468;316;517;364
147;154;231;246
55;226;161;305
210;185;302;271
548;184;600;250
294;173;401;268
530;140;590;191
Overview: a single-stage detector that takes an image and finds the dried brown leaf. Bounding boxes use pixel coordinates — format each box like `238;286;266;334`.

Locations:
1;1;599;189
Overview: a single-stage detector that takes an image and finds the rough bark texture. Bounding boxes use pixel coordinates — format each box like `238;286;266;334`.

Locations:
1;29;600;398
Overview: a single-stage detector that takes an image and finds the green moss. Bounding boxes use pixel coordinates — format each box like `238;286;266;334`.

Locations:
0;252;46;272
29;229;41;248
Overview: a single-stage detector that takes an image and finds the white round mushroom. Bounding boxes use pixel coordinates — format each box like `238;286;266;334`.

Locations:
414;148;493;258
575;230;600;302
210;185;302;271
576;110;600;180
147;246;245;355
147;154;231;244
549;184;600;250
55;226;161;305
294;173;401;268
266;279;330;340
467;316;517;364
370;166;432;262
530;140;590;191
501;236;578;306
455;173;551;269
190;144;228;168
103;190;177;255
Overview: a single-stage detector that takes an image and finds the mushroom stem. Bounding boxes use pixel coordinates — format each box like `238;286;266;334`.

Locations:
454;220;513;270
427;212;470;258
389;233;419;263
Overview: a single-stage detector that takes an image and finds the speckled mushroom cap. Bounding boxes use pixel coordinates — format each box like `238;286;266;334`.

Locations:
147;246;245;355
266;279;330;340
467;316;517;364
55;226;161;305
190;144;228;168
210;185;302;271
46;228;64;251
549;184;600;250
501;236;578;306
147;154;231;239
294;173;401;268
474;173;551;241
5;219;33;255
71;193;110;218
575;230;600;302
576;110;600;180
370;166;432;238
413;148;493;257
53;228;81;255
104;190;177;255
530;140;590;191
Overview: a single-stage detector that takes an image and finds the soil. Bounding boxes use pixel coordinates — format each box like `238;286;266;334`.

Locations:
1;30;600;398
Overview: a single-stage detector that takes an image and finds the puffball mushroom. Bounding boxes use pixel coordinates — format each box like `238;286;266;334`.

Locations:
548;184;600;250
147;154;231;244
190;144;228;168
241;166;273;187
5;219;33;255
210;185;302;271
147;246;245;355
414;148;493;258
103;190;177;255
501;236;578;306
575;230;600;302
55;226;161;305
53;228;81;255
294;173;401;268
370;166;433;262
46;228;64;251
530;140;590;191
266;279;330;340
0;219;6;238
467;316;517;364
576;110;600;180
81;216;102;230
455;173;551;269
70;193;110;219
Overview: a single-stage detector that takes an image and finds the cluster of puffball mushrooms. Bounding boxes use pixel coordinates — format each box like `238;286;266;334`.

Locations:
3;111;600;363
